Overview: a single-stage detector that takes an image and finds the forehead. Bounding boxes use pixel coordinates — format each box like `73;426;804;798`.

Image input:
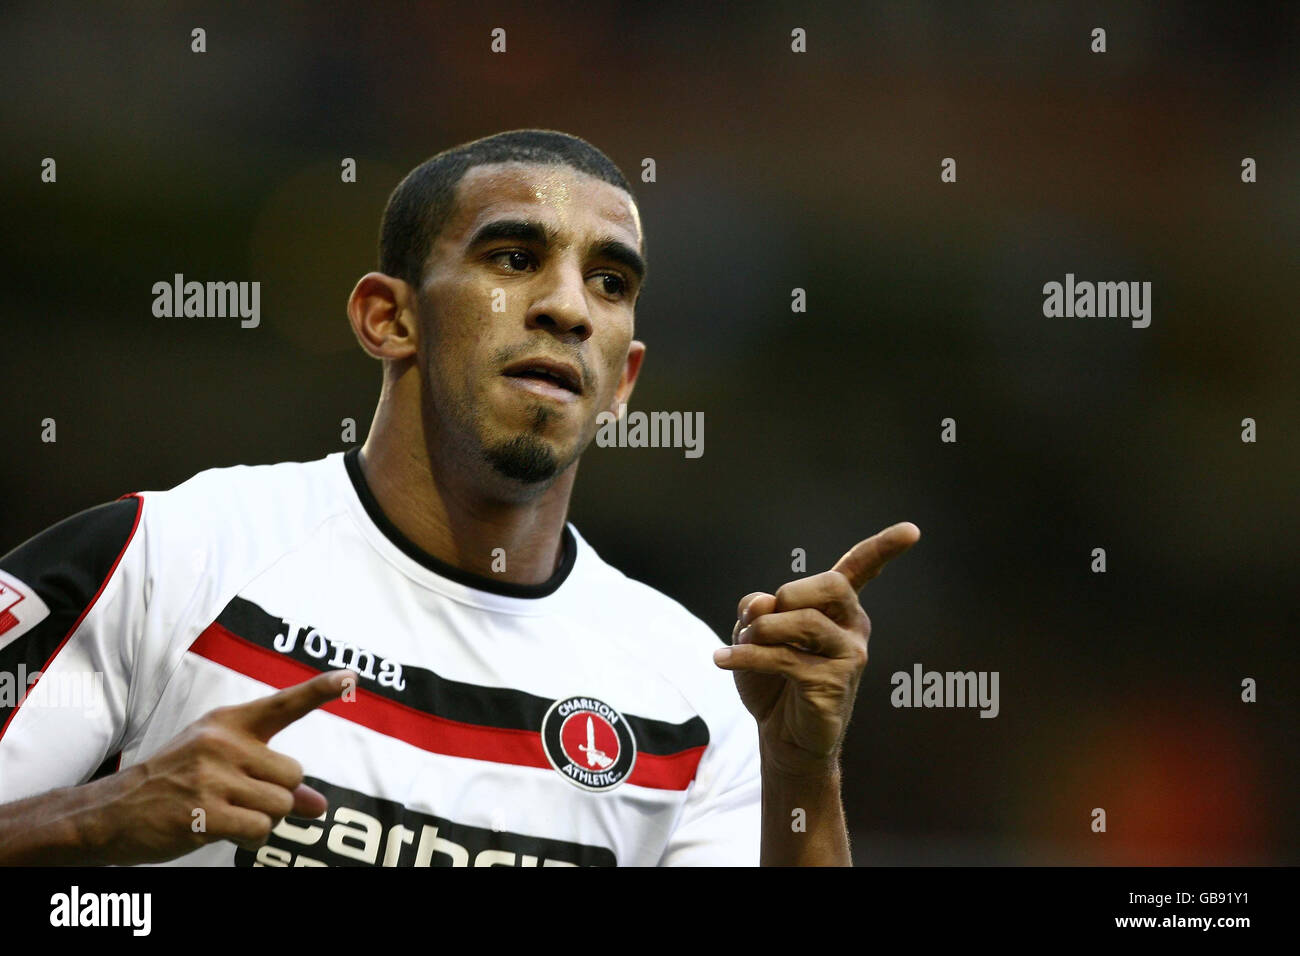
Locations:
443;161;643;252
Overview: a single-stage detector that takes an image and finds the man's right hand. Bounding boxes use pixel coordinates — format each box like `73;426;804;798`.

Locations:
0;669;355;866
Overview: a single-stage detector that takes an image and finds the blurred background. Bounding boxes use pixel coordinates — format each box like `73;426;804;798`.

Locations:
0;1;1294;864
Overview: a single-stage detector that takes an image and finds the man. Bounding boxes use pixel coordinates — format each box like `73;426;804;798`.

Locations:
0;129;918;866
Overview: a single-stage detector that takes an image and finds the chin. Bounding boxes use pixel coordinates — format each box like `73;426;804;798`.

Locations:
482;433;564;486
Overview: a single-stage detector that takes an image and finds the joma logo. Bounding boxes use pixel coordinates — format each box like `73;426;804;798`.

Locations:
272;619;406;691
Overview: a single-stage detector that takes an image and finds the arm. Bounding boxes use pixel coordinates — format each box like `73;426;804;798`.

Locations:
0;496;345;865
0;670;350;865
0;768;141;865
759;748;849;866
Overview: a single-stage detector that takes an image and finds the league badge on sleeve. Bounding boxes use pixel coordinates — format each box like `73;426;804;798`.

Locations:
0;569;50;652
541;695;637;791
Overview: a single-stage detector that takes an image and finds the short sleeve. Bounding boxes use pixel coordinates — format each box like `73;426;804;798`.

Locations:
0;496;148;801
657;684;762;866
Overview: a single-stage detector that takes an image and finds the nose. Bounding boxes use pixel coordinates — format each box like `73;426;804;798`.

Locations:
525;260;592;342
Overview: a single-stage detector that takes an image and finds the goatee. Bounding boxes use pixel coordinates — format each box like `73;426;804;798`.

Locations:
484;433;560;484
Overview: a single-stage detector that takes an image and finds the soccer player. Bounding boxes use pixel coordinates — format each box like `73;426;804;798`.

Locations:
0;129;919;866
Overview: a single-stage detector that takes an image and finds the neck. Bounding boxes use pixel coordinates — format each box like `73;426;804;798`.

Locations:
357;381;577;588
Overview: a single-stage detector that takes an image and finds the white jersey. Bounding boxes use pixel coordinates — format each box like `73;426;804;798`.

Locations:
0;450;761;866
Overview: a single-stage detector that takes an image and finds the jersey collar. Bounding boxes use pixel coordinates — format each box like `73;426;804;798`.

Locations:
343;447;577;599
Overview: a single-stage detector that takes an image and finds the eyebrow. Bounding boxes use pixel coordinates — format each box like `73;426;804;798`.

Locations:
467;218;647;287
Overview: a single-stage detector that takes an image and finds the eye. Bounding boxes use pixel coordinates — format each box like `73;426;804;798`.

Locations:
593;272;628;298
489;249;535;272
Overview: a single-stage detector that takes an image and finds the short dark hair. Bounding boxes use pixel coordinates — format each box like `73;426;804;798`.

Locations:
379;129;637;288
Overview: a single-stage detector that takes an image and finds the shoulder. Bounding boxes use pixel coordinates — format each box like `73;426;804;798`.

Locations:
138;452;348;539
143;452;344;511
2;454;348;584
569;526;743;718
121;453;352;595
571;526;725;650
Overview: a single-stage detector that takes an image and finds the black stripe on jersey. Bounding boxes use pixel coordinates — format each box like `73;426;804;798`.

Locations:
234;776;617;867
0;496;142;737
212;595;710;757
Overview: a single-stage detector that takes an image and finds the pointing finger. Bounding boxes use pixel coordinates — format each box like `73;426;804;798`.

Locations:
830;522;921;593
221;669;356;742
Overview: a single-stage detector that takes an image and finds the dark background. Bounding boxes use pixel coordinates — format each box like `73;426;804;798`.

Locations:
1;1;1295;864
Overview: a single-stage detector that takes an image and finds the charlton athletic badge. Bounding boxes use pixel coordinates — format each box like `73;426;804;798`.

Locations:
541;695;637;791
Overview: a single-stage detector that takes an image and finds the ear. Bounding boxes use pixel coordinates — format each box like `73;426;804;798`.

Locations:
609;340;646;416
347;272;419;360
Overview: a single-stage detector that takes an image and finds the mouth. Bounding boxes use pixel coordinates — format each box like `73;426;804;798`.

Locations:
501;357;584;400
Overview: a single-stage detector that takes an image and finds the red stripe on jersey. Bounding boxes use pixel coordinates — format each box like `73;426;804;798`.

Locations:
631;744;707;791
189;622;704;791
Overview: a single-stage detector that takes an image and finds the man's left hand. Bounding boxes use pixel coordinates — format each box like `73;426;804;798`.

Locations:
714;522;921;778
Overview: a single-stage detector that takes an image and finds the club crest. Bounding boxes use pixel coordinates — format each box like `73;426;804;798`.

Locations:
541;695;636;791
